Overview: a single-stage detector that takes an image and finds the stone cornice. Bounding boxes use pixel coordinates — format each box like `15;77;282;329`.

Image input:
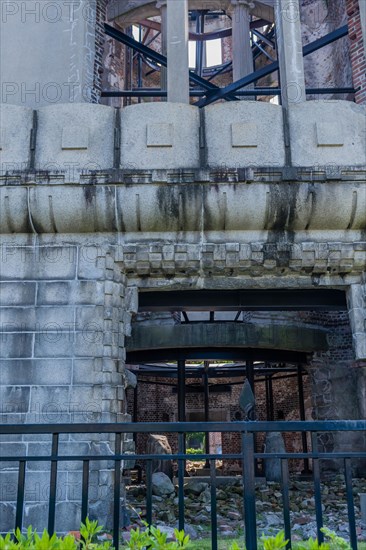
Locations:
0;180;365;235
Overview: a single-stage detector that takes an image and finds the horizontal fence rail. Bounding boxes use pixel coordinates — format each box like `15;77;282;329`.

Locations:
1;421;365;550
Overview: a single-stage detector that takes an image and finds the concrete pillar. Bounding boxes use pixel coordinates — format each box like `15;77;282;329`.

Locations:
361;493;366;526
157;1;168;97
167;0;189;103
275;0;306;108
231;1;254;89
0;0;98;108
347;283;366;361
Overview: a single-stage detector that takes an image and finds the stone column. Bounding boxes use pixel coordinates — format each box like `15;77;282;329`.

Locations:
274;0;306;108
167;0;190;103
0;0;98;108
231;1;254;91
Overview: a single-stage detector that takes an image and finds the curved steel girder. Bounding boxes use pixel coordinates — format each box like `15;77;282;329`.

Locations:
107;0;275;27
138;18;271;41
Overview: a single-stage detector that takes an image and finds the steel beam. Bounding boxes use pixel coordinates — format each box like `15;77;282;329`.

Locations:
102;87;355;98
138;289;347;312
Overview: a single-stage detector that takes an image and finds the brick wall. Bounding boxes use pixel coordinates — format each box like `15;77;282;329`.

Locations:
127;368;311;474
347;0;366;103
92;0;108;103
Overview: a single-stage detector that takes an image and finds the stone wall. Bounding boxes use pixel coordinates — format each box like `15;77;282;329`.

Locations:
0;238;135;532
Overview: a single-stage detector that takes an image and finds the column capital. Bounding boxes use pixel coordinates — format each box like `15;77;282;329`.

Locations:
155;0;167;8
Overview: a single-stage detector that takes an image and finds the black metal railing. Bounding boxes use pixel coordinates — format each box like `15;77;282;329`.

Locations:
1;421;365;550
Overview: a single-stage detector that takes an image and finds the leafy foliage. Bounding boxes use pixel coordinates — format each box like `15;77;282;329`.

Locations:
0;522;354;550
260;531;289;550
123;525;190;549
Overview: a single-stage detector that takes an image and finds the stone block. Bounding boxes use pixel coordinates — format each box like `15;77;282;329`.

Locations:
33;332;103;358
354;334;366;360
289;100;366;166
23;503;49;531
55;502;81;532
0;443;27;470
37;281;105;305
0;104;33;172
36;104;115;182
73;359;99;385
0;333;33;358
78;250;106;280
29;386;70;423
231;122;258;147
28;186;117;233
348;307;366;334
147;123;173;147
0;307;74;332
121;103;200;169
0;503;15;533
316;122;344;147
76;306;104;330
205;101;285;167
0;359;72;386
62;127;89;150
347;284;365;310
0;246;77;280
0;283;36;306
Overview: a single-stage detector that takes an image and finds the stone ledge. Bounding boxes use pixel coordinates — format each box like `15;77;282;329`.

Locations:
0;181;365;234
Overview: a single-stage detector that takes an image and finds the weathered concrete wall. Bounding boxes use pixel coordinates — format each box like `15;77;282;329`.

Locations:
308;310;366;474
1;101;365;179
0;1;98;107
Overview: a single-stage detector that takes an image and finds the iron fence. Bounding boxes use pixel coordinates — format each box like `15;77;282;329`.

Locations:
0;421;365;550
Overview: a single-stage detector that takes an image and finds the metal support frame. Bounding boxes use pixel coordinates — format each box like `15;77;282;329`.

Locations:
195;24;349;106
104;23;238;101
203;361;210;467
177;359;186;422
298;365;311;474
104;24;351;105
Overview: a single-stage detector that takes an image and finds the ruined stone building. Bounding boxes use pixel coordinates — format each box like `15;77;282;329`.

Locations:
0;0;365;533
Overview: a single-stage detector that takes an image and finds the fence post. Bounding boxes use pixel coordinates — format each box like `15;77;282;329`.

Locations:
242;430;257;550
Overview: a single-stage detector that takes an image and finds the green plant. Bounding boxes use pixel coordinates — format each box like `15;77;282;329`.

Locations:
185;447;205;456
123;525;190;550
321;527;351;550
261;531;289;550
229;531;289;550
296;539;330;550
0;518;111;550
80;518;111;550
